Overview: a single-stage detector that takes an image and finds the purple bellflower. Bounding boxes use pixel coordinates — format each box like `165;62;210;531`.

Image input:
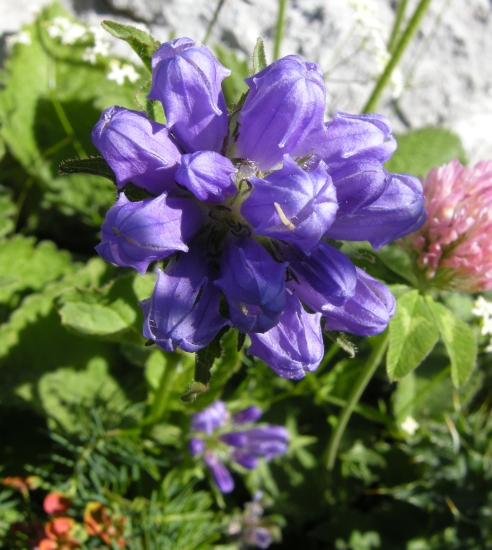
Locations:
92;37;426;380
189;401;289;493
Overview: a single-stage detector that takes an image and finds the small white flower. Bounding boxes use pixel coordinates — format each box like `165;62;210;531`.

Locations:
47;16;87;45
82;26;111;64
5;31;31;50
106;60;140;86
401;416;419;436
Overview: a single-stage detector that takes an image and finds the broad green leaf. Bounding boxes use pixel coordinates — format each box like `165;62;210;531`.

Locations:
387;290;439;380
425;296;477;387
101;20;160;73
252;38;267;74
385;127;467;178
214;44;248;107
0;235;73;307
58;272;156;343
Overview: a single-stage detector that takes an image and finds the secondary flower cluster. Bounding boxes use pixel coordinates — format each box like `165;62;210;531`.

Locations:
189;401;289;493
402;159;492;291
92;37;425;379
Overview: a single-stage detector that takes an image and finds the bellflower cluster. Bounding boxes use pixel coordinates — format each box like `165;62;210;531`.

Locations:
188;401;289;493
403;159;492;291
92;37;425;379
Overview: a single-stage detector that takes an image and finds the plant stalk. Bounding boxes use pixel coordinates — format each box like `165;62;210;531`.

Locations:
273;0;288;60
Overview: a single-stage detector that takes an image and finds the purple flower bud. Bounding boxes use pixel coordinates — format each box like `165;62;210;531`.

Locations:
325;171;426;249
233;406;263;425
231;449;259;470
322;267;396;336
287;241;357;307
248;290;323;380
215;237;287;333
189;437;206;456
236;56;326;171
91;106;182;194
248;527;273;549
95;193;203;274
191;401;228;434
296;111;396;165
204;451;235;493
175;151;237;203
149;38;230;153
242;426;289;459
140;245;230;352
241;157;337;254
330;159;388;216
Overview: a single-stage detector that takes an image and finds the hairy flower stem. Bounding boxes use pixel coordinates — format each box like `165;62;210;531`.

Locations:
273;0;288;60
326;330;389;470
362;0;433;113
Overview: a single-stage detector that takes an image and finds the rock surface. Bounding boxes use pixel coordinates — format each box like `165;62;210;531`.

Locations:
1;0;492;164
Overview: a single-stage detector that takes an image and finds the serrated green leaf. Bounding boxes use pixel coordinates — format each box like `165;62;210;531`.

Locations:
252;38;267;74
101;20;160;73
385;127;467;178
425;296;477;387
387;290;439;380
58;156;116;182
0;235;73;306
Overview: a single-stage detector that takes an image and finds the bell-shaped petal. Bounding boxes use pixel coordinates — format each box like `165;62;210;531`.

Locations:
231;449;259;470
248;290;323;380
296;111;396;165
241;157;337;254
325;172;426;249
233;406;263;425
95;193;203;274
215;237;287;333
322;267;396;336
140;245;229;352
242;426;290;459
330;159;388;216
204;451;234;493
287;241;357;306
189;437;206;456
175;151;237;203
236;56;326;171
91;106;182;194
191;401;228;434
149;37;230;153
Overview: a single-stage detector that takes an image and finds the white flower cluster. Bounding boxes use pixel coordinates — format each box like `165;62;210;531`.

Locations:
46;16;110;65
5;31;32;51
472;296;492;351
106;60;140;86
349;0;404;98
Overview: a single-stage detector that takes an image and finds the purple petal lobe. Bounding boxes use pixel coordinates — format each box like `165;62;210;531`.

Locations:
231;449;259;470
241;157;337;254
91;106;182;194
215;237;287;333
220;431;248;448
330;159;388;216
236;56;326;170
191;401;228;434
325;172;426;249
287;241;357;306
243;426;290;459
140;245;230;352
233;406;263;425
248;290;323;379
189;437;206;456
175;151;237;203
322;267;396;336
296;111;396;165
149;38;230;153
95;193;203;274
204;451;235;493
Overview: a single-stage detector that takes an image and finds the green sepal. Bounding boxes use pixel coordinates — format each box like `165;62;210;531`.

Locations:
324;331;356;358
101;20;160;74
58;156;116;183
252;37;267;74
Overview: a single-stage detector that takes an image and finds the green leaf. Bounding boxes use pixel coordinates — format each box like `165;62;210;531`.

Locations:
387;290;439;380
101;20;160;74
58;272;156;344
0;235;73;307
0;186;16;239
425;296;477;387
214;44;248;108
385;127;467;178
252;38;267;74
58;156;116;182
